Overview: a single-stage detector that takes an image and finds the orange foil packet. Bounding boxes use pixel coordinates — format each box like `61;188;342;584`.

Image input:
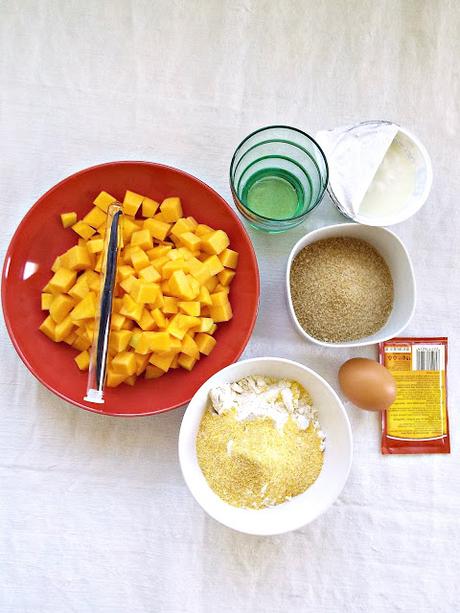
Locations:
379;337;450;454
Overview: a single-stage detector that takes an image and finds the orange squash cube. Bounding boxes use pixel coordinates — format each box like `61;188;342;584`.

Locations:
123;190;144;216
145;365;165;379
39;315;56;341
139;265;161;283
200;230;230;255
60;212;77;228
131;228;153;251
50;294;75;323
109;330;132;353
159;197;183;222
72;221;96;240
47;268;77;294
142;197;160;218
112;351;137;377
83;206;107;229
75;350;90;371
195;333;217;355
149;351;176;372
178;301;200;317
144;218;171;241
178;353;197;371
209;300;233;322
218;248;239;269
41;293;53;310
93;191;116;212
218;269;236;287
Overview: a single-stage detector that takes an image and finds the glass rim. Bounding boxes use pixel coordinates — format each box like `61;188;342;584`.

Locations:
229;124;329;223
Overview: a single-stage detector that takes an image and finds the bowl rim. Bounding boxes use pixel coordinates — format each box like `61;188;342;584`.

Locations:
1;160;260;416
285;222;416;348
178;356;353;535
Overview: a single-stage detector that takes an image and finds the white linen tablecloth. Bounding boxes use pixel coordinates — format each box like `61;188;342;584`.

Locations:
1;1;459;611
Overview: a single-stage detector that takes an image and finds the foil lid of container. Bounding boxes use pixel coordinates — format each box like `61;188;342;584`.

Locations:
316;120;399;220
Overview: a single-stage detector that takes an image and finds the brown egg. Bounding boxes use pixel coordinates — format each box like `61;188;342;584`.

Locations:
338;358;397;411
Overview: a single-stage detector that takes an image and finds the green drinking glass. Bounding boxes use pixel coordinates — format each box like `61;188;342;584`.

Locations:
230;125;329;233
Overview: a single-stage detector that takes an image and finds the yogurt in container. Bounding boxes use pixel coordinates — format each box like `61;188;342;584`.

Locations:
316;120;433;226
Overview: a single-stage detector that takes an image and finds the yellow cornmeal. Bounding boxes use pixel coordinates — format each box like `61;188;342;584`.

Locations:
196;409;324;509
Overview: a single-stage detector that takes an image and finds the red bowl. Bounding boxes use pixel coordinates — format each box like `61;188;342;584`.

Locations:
2;161;259;416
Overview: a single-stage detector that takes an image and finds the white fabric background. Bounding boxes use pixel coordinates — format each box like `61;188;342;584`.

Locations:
1;1;459;612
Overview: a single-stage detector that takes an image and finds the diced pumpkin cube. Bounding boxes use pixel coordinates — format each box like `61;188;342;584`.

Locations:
149;332;171;352
123;190;144;216
87;238;104;254
135;331;154;354
145;365;165;379
188;276;200;299
122;319;135;330
167;249;181;261
197;317;214;333
219;248;239;269
214;283;230;294
147;245;172;259
47;268;77;293
198;286;212;306
168;337;182;353
60;212;77;228
170;354;180;369
119;294;143;322
79;270;100;291
72;335;91;351
162;297;178;314
195;333;217;355
153;212;168;222
169;270;192;300
70;291;97;320
109;329;132;353
68;277;90;302
179;231;201;251
94;191;116;212
129;329;143;350
94;254;103;272
131;282;160;306
204;276;219;292
195;223;214;237
54;315;75;342
83;206;107;229
49;294;75;323
142;197;160;217
189;262;212;285
124;375;137;386
204;255;224;276
160;197;183;222
218;269;236;287
135;353;150;376
118;265;135;281
111;312;126;331
167;313;190;340
138;308;156;331
200;230;230;255
144;218;171;241
122;217;139;243
39;315;56;341
75;350;90;371
151;307;168;328
178;301;200;316
210;291;229;306
41;293;53;310
178;353;197;371
120;275;139;294
162;259;186;279
72;221;96;240
130;249;150;272
66;246;92;271
170;217;195;237
51;255;62;273
139;265;161;283
149;351;176;372
131;228;153;250
106;368;126;387
160;280;172;295
209;323;217;334
209;301;233;322
181;333;199;359
112;351;137;376
63;331;77;345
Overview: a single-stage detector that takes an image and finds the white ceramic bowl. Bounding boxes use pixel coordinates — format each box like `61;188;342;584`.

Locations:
178;357;352;535
286;223;416;348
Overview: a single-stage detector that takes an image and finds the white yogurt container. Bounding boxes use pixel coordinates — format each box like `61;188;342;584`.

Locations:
316;120;433;226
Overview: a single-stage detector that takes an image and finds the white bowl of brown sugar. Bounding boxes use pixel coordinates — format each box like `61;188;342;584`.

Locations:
178;357;352;535
286;223;416;347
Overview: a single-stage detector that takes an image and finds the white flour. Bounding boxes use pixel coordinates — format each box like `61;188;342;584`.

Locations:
209;375;326;450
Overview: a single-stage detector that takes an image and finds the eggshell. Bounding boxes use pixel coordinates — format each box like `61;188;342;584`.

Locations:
338;357;397;411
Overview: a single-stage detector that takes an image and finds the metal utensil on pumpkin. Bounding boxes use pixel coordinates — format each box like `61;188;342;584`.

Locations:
85;202;123;404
